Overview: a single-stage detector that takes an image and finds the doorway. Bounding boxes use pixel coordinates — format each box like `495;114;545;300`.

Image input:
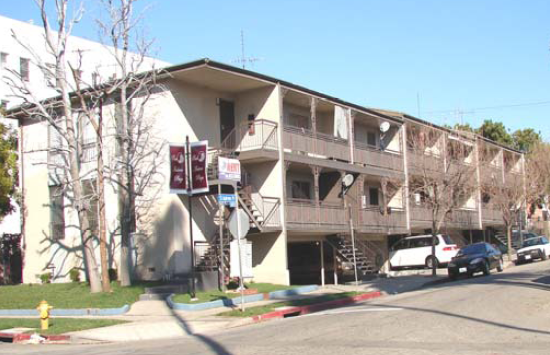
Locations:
219;99;235;143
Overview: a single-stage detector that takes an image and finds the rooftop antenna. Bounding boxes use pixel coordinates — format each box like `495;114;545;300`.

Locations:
233;30;261;69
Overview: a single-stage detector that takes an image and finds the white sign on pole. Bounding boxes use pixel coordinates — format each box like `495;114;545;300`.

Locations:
228;209;250;239
218;157;241;182
230;241;253;278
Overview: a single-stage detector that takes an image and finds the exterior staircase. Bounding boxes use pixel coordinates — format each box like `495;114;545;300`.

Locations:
326;234;380;277
195;230;232;275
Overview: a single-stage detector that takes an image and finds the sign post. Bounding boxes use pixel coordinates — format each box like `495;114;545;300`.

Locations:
228;193;250;312
169;137;209;300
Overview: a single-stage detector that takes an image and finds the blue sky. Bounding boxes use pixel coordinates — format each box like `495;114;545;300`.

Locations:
3;0;550;139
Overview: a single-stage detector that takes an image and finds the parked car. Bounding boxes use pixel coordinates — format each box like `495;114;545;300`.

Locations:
389;235;459;269
515;236;550;264
447;243;503;280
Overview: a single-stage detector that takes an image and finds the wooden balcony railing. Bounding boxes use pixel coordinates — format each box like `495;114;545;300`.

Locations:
285;199;347;230
283;126;351;161
482;206;503;223
407;152;444;173
354;142;403;171
358;207;407;232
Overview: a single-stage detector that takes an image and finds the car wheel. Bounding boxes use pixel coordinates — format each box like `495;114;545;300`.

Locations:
425;256;439;269
483;260;491;276
497;258;504;272
541;250;548;261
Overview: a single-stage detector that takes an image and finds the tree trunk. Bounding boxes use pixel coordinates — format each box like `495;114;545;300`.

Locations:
117;85;133;287
506;223;513;261
58;62;102;293
97;107;111;292
431;221;437;277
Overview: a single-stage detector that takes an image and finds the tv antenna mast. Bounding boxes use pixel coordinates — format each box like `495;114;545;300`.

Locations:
233;30;261;69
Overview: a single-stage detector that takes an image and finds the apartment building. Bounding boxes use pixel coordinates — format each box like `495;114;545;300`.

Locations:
14;58;523;286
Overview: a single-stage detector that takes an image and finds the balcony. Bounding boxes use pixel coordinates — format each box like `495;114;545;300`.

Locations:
354;142;403;172
482;206;503;225
358;207;407;234
407;152;444;175
283;126;351;162
220;120;279;162
448;209;479;229
480;165;502;184
285;199;347;231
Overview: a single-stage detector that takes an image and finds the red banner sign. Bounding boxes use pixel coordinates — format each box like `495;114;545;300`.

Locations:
190;141;209;194
169;145;187;192
169;140;209;195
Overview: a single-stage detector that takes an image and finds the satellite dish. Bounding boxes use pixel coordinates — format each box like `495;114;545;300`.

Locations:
380;121;391;133
342;174;355;188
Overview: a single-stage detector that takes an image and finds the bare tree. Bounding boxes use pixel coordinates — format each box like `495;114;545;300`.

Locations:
5;0;103;292
407;125;478;276
95;0;166;286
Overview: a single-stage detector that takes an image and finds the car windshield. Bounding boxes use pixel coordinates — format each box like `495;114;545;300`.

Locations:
457;244;486;256
522;238;542;248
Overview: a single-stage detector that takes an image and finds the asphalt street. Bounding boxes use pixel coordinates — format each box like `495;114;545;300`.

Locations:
4;260;550;355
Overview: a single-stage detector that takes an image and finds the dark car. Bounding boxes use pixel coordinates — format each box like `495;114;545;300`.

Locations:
447;243;503;280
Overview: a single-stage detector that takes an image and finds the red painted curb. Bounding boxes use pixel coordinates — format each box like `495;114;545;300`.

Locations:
251;291;383;322
0;331;70;343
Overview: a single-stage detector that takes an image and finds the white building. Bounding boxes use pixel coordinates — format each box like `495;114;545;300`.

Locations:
0;14;169;237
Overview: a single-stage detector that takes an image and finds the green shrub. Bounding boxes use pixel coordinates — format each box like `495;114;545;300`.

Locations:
69;268;80;283
108;268;118;282
40;272;52;284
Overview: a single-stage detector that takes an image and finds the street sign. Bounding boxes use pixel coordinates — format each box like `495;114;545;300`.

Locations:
218;157;241;182
230;240;253;278
228;209;250;239
217;194;236;208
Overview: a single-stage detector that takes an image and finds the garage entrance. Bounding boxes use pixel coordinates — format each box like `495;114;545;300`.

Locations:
288;241;336;285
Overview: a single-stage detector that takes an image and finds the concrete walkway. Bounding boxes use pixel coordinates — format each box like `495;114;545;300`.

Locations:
66;272;450;343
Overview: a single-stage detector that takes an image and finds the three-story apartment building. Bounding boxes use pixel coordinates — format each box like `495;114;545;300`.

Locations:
15;59;523;286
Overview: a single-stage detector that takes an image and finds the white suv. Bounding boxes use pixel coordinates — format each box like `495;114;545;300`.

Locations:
389;235;459;269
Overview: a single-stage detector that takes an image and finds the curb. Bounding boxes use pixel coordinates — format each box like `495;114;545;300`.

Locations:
0;304;130;317
251;290;383;322
0;331;70;343
168;285;319;311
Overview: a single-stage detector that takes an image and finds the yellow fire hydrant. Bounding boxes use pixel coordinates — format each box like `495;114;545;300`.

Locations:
37;300;53;330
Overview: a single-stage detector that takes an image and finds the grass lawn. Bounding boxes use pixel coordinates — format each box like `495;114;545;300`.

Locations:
0;318;127;335
218;291;364;317
0;282;158;309
172;283;297;304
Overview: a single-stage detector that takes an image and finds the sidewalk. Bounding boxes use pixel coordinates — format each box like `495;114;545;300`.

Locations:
66;273;448;343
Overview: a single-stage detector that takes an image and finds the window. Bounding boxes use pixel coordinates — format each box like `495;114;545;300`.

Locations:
291;180;311;200
0;52;7;70
368;187;379;206
20;58;30;82
49;186;65;240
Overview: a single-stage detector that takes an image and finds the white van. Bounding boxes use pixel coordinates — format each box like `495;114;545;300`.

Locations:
389;235;459;269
